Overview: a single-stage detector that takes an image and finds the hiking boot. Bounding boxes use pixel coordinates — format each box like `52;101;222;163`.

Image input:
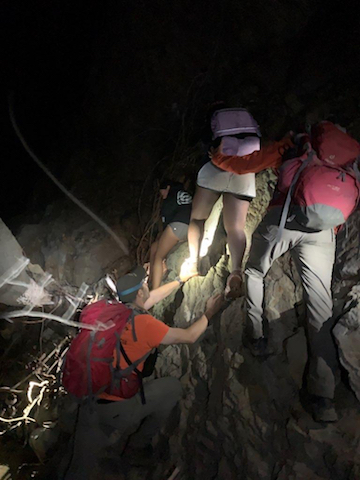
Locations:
243;335;269;356
311;396;338;423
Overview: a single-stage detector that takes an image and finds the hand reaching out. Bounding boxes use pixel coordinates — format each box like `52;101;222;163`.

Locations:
179;259;199;283
205;293;226;320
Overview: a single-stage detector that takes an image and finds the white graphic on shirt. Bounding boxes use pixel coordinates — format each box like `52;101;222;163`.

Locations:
177;191;192;205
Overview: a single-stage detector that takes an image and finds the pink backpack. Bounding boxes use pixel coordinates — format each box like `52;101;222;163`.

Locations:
211;108;261;156
277;122;360;234
62;300;151;403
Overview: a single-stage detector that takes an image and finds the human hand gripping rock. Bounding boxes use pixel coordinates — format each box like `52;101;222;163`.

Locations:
204;293;226;322
179;260;199;283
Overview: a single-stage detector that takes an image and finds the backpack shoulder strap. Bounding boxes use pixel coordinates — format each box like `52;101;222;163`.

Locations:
119;343;153;405
118;343;154;376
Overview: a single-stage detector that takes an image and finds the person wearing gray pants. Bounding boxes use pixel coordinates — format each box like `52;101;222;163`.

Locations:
63;378;182;480
245;207;338;422
208;122;360;422
61;265;224;479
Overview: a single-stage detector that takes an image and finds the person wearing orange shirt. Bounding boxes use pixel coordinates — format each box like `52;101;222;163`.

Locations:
66;266;224;478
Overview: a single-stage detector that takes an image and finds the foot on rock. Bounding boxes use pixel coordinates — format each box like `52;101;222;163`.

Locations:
243;335;269;356
225;270;242;300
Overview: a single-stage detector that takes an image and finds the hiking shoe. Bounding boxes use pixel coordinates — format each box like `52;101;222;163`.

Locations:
311;396;338;423
243;335;269;356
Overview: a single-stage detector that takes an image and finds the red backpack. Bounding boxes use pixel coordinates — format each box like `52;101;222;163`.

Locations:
62;300;151;403
276;122;360;235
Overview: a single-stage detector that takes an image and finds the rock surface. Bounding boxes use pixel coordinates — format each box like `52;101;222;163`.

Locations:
0;218;32;306
151;173;360;479
1;174;360;479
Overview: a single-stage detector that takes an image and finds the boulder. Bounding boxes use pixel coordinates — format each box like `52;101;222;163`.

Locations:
0;218;32;306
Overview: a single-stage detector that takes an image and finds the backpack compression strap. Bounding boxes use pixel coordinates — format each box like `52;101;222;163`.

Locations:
119;343;154;405
115;305;155;404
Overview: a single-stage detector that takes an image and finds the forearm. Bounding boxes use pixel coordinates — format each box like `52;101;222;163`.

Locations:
186;314;209;343
144;280;180;309
161;314;209;345
212;137;293;174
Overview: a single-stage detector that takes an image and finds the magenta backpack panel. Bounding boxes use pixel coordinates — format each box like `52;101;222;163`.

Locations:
292;164;360;230
211;108;261;139
278;156;360;230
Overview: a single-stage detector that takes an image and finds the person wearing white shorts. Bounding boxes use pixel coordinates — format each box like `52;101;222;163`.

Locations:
188;141;258;299
149;181;192;289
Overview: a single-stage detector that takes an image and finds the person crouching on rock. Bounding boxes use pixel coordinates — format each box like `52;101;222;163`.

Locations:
149;180;193;289
62;265;224;478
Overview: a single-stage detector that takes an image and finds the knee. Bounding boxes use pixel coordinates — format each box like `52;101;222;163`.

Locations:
225;224;246;237
190;212;209;223
159;377;182;405
245;265;267;279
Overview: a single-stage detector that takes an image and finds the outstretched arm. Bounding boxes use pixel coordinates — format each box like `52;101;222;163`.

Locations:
144;262;198;310
211;136;294;175
144;280;181;310
160;294;225;345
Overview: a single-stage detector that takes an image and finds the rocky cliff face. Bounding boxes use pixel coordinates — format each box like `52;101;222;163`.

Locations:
2;1;360;478
147;172;360;480
2;166;359;480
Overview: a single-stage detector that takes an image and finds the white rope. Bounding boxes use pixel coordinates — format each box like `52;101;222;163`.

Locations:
0;257;29;290
9;93;129;256
0;309;112;331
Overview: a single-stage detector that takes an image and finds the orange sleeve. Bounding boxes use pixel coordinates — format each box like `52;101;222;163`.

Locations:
144;315;170;348
211;136;295;174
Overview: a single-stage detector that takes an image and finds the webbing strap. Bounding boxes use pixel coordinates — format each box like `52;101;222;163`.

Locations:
94;383;111;397
87;332;96;396
115;332;121;370
120;343;152;405
117;346;152;377
129;310;137;342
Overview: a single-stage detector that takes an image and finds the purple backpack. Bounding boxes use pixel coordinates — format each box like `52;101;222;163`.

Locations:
211;108;261;156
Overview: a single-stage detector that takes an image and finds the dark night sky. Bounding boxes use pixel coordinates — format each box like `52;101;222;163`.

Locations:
2;0;106;220
1;0;359;224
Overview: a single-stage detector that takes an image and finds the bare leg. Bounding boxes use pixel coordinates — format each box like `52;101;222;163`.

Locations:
149;239;159;276
151;226;179;289
222;193;250;298
188;186;220;268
